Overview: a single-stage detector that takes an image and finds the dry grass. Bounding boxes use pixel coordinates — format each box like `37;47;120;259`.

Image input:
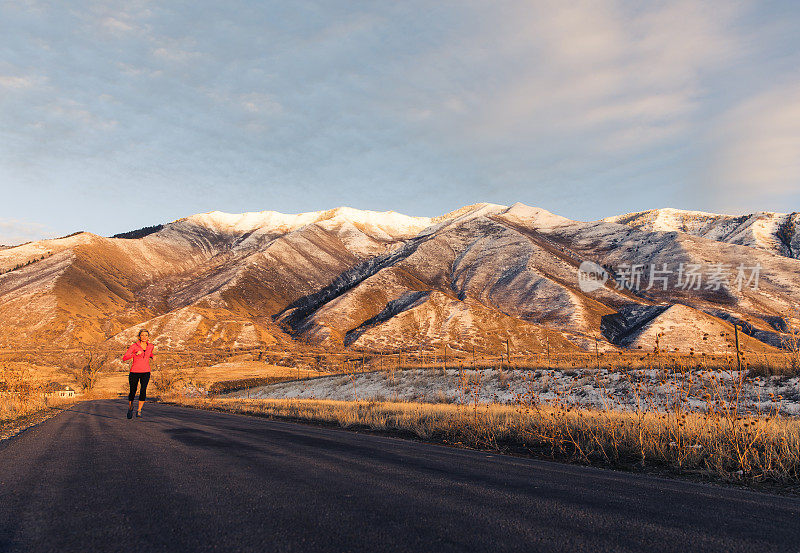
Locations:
172;393;800;485
222;348;797;378
0;366;82;438
147;359;334;397
0;362;116;435
0;394;78;425
383;351;799;376
191;361;330;381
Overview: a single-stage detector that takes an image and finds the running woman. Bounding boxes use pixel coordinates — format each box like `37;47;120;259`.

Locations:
122;329;155;419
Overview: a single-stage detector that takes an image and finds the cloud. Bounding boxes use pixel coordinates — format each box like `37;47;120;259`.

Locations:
101;16;134;33
44;99;119;130
0;74;42;90
0;0;795;230
0;219;57;246
392;0;744;154
706;80;800;211
151;46;201;63
238;92;282;115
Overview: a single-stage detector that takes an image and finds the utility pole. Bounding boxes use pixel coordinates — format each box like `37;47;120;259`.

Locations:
506;338;510;368
443;343;447;374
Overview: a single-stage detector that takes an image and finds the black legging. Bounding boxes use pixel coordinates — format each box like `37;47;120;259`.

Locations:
128;372;151;402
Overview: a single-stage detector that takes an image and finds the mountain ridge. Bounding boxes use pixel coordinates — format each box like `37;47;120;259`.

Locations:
0;203;797;355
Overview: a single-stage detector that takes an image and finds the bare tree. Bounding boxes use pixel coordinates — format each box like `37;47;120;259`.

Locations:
66;346;111;392
777;307;800;374
782;320;800;372
152;357;190;394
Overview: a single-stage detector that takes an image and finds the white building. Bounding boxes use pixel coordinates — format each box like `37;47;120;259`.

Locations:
42;383;76;398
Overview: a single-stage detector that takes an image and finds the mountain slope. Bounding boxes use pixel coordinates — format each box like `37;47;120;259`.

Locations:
0;204;796;356
605;208;800;259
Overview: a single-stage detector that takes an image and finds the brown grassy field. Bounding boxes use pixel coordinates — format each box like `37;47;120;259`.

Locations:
0;356;332;400
189;360;331;383
331;349;800;377
0;356;330;433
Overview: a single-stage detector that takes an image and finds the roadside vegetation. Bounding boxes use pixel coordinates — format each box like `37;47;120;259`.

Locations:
167;337;800;488
174;392;800;487
0;365;80;439
4;326;800;489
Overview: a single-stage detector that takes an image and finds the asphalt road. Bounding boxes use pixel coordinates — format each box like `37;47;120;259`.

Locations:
1;400;799;553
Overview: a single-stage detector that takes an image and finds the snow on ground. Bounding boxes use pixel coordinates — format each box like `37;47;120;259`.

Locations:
0;234;89;273
179;206;434;240
498;203;574;229
604;208;798;257
229;368;800;416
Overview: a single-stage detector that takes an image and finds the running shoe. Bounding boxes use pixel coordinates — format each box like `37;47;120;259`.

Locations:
127;408;133;419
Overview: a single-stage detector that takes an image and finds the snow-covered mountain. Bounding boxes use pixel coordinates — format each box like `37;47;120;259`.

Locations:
605;208;800;259
0;204;797;355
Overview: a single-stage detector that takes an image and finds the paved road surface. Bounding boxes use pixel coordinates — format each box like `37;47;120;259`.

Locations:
1;400;799;552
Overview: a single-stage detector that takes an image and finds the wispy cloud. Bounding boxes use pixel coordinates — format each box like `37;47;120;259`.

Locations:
393;0;744;153
0;219;57;246
100;16;134;33
706;80;800;212
0;74;45;90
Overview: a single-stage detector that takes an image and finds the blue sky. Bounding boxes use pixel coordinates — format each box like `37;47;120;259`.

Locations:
1;0;799;244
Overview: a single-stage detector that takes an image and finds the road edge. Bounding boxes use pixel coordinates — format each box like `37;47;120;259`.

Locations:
163;399;800;499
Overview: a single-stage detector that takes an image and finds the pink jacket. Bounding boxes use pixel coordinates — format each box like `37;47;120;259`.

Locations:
123;341;155;373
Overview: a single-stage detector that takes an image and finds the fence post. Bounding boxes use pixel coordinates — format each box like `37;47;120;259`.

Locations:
546;335;551;370
595;335;601;371
734;324;742;371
